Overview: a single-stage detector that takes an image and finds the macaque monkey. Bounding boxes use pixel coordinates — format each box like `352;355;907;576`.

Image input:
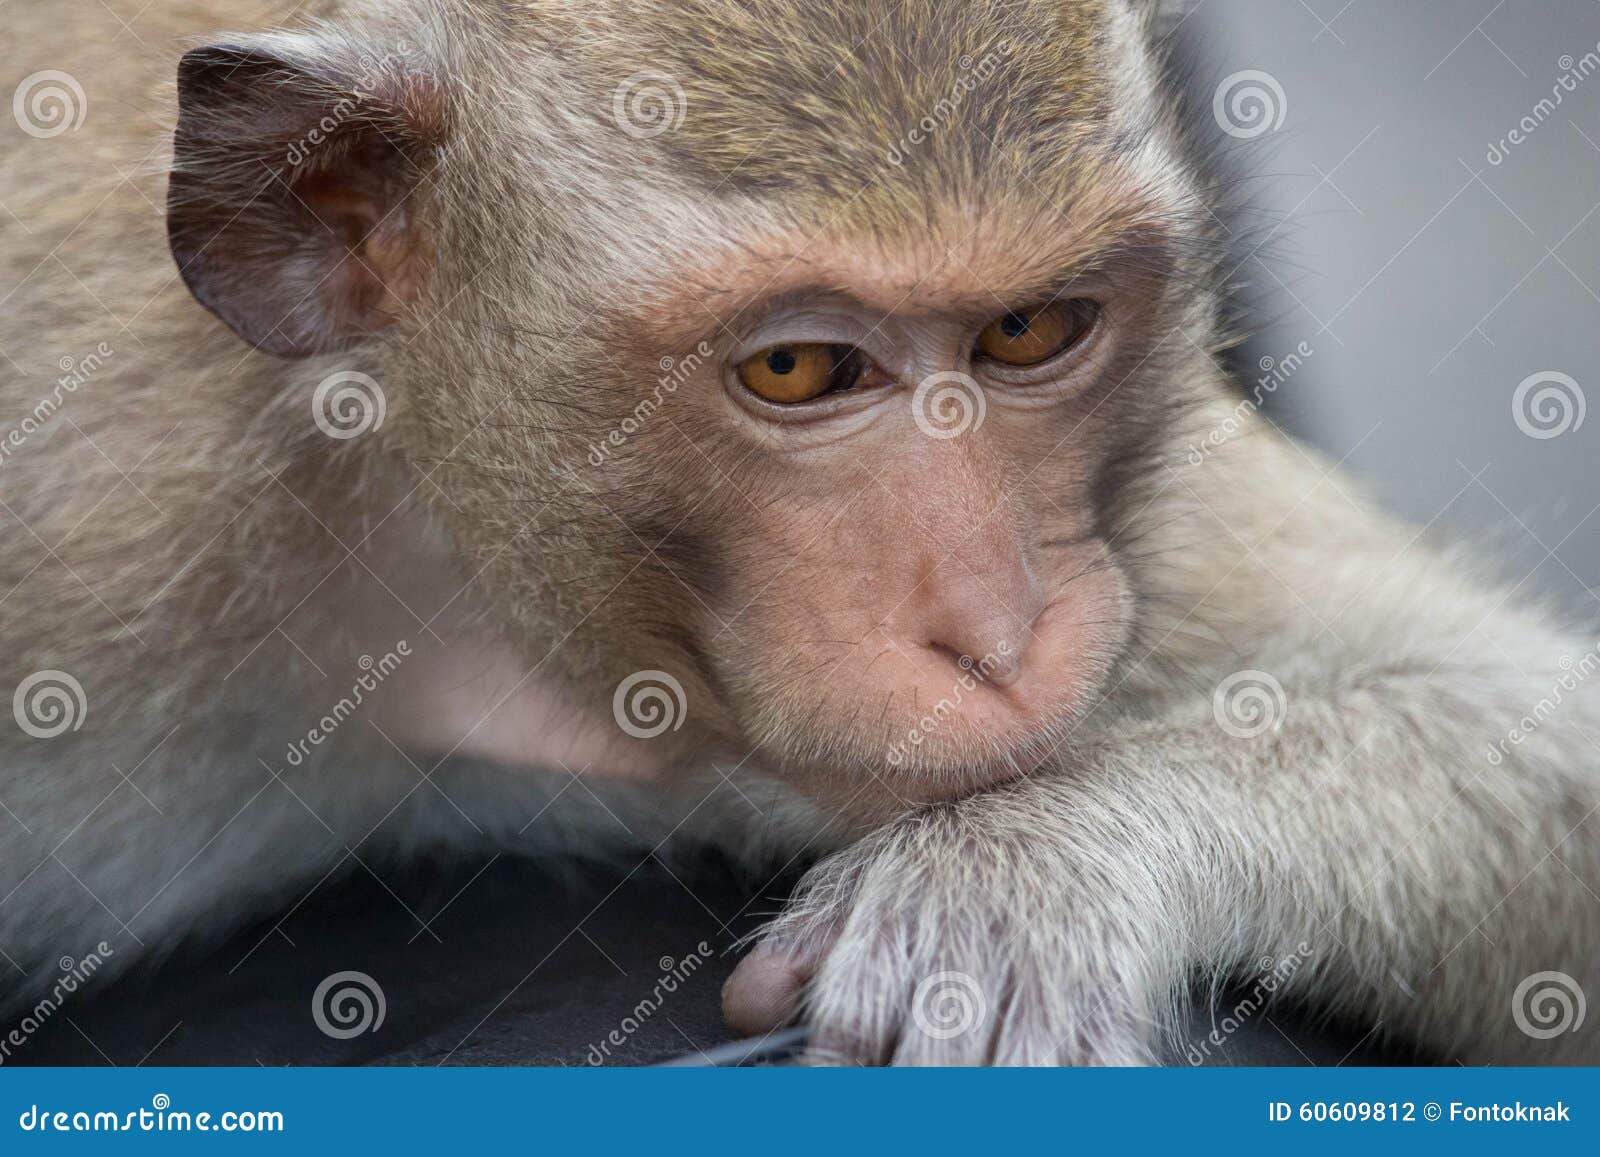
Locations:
1;0;1596;1066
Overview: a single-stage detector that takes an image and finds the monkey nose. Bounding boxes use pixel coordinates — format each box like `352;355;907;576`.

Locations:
977;643;1026;688
920;592;1036;689
927;629;1028;688
906;548;1045;692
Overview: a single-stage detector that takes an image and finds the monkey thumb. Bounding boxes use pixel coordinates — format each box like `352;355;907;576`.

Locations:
722;945;811;1037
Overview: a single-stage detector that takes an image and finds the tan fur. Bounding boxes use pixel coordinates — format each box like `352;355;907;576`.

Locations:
1;0;1596;1065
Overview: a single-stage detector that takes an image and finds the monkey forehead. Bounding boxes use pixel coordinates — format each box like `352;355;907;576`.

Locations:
538;0;1147;196
620;166;1188;347
527;0;1191;337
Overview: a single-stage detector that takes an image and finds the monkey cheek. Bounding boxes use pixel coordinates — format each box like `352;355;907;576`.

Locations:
723;945;813;1037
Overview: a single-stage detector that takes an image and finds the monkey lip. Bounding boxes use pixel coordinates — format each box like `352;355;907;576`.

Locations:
875;692;1069;800
904;756;1033;804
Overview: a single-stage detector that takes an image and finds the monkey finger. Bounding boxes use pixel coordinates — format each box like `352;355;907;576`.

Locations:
722;943;817;1037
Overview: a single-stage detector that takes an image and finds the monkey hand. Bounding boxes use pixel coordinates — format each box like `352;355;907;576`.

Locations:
723;784;1187;1065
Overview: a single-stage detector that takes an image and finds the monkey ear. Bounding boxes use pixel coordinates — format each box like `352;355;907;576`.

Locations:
167;37;447;357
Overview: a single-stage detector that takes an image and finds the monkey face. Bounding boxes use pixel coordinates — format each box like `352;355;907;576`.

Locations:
449;205;1197;824
166;0;1209;823
691;295;1136;813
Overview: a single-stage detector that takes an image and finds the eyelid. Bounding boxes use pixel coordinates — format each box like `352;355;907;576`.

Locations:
732;312;876;360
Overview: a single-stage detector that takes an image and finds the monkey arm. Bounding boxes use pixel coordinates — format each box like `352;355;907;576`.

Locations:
1066;673;1598;1065
726;648;1600;1065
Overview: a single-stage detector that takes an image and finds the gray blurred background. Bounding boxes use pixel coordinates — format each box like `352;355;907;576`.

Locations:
1185;0;1600;600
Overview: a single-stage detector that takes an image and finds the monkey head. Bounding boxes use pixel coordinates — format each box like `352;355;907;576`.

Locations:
168;0;1217;824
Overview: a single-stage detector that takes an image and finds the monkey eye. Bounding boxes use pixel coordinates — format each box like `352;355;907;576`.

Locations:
975;299;1100;367
737;343;864;404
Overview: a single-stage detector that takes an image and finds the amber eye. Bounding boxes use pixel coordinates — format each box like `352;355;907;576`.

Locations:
737;343;860;404
975;299;1099;366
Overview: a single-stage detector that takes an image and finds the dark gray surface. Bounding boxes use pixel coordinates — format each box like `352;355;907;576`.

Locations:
8;853;1401;1067
11;854;765;1067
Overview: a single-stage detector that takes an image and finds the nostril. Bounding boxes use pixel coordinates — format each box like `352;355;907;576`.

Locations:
980;653;1024;688
977;647;1025;688
927;639;1024;688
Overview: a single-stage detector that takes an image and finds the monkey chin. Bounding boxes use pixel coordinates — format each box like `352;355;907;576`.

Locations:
888;700;1092;804
762;719;1080;832
746;659;1119;829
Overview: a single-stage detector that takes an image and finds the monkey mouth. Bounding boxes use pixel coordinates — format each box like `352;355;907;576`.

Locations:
750;684;1091;819
881;709;1070;791
774;718;1070;827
